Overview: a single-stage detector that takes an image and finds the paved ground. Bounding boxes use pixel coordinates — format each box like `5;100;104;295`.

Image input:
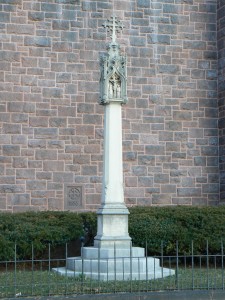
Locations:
8;290;225;300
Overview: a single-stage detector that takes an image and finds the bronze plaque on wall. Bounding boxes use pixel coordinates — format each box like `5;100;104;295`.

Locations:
64;185;83;210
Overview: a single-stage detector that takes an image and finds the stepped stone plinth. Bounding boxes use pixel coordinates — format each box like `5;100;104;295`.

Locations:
54;246;174;281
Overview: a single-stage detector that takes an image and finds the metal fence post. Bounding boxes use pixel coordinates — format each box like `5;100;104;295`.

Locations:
191;240;194;290
80;237;84;294
206;240;209;290
161;240;164;280
82;244;84;293
145;240;148;292
130;241;132;292
114;242;116;293
65;243;68;295
14;243;17;297
176;240;179;290
48;243;51;296
98;245;100;291
222;239;224;290
32;243;34;296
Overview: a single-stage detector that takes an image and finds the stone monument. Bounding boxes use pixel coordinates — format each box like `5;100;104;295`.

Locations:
54;16;174;280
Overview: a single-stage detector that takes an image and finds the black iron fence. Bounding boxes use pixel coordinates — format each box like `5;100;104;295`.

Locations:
0;241;224;298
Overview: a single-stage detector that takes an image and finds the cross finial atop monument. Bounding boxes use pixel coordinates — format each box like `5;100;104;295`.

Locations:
103;15;124;43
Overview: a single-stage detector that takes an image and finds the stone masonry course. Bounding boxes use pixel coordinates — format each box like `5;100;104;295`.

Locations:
0;0;223;211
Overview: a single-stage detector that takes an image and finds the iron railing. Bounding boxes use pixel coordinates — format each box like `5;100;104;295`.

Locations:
0;241;224;298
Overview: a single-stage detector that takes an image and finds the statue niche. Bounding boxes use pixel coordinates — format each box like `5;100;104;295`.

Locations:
99;48;127;105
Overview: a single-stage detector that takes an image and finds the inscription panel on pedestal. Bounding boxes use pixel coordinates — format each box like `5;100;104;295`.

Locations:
64;185;83;210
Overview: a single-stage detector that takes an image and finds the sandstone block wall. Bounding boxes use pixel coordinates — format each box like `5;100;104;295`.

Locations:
0;0;220;211
218;0;225;203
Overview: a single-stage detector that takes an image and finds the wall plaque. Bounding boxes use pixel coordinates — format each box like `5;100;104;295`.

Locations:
64;185;83;210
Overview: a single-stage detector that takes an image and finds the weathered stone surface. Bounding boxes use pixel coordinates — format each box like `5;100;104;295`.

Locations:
26;181;46;190
125;187;145;198
48;141;64;149
35;150;57;160
202;184;219;194
28;140;46;149
34;128;58;139
183;41;206;50
177;188;201;197
9;194;30;205
66;145;83;153
148;34;170;45
0;51;20;62
0;0;222;211
161;185;176;193
53;42;72;52
43;161;64;171
172;198;192;205
138;155;155;165
29;117;48;127
201;146;218;156
2;124;21;134
123;152;137;161
138;177;153;187
16;169;35;179
81;166;97;176
28;12;44;21
49;118;67;127
43;88;63;98
145;145;165;155
132;166;147;176
12;135;27;145
77;103;94;114
13;157;27;168
0;12;10;22
194;157;206;166
24;37;51;47
3;145;20;156
158;65;179;74
0;176;15;184
0;185;25;193
154;174;169;184
170;170;187;177
152;194;171;204
53;172;74;183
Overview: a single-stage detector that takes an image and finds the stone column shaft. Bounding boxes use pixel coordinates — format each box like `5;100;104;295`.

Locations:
94;101;131;248
102;102;124;206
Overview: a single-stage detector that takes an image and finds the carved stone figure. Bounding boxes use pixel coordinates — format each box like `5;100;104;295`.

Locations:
108;73;121;99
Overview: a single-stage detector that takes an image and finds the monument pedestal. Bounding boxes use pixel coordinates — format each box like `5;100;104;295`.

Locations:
94;203;131;248
53;246;175;281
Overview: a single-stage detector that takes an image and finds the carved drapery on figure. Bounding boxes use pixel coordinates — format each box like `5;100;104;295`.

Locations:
108;73;121;99
99;15;127;105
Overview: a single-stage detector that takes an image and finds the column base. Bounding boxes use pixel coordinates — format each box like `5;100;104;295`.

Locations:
95;204;131;248
53;246;175;281
94;235;132;248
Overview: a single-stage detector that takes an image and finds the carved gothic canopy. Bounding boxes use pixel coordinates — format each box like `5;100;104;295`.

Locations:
99;42;127;105
99;16;128;105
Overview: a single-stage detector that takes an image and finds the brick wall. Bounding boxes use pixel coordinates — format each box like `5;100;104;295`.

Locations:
0;0;219;212
218;0;225;203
